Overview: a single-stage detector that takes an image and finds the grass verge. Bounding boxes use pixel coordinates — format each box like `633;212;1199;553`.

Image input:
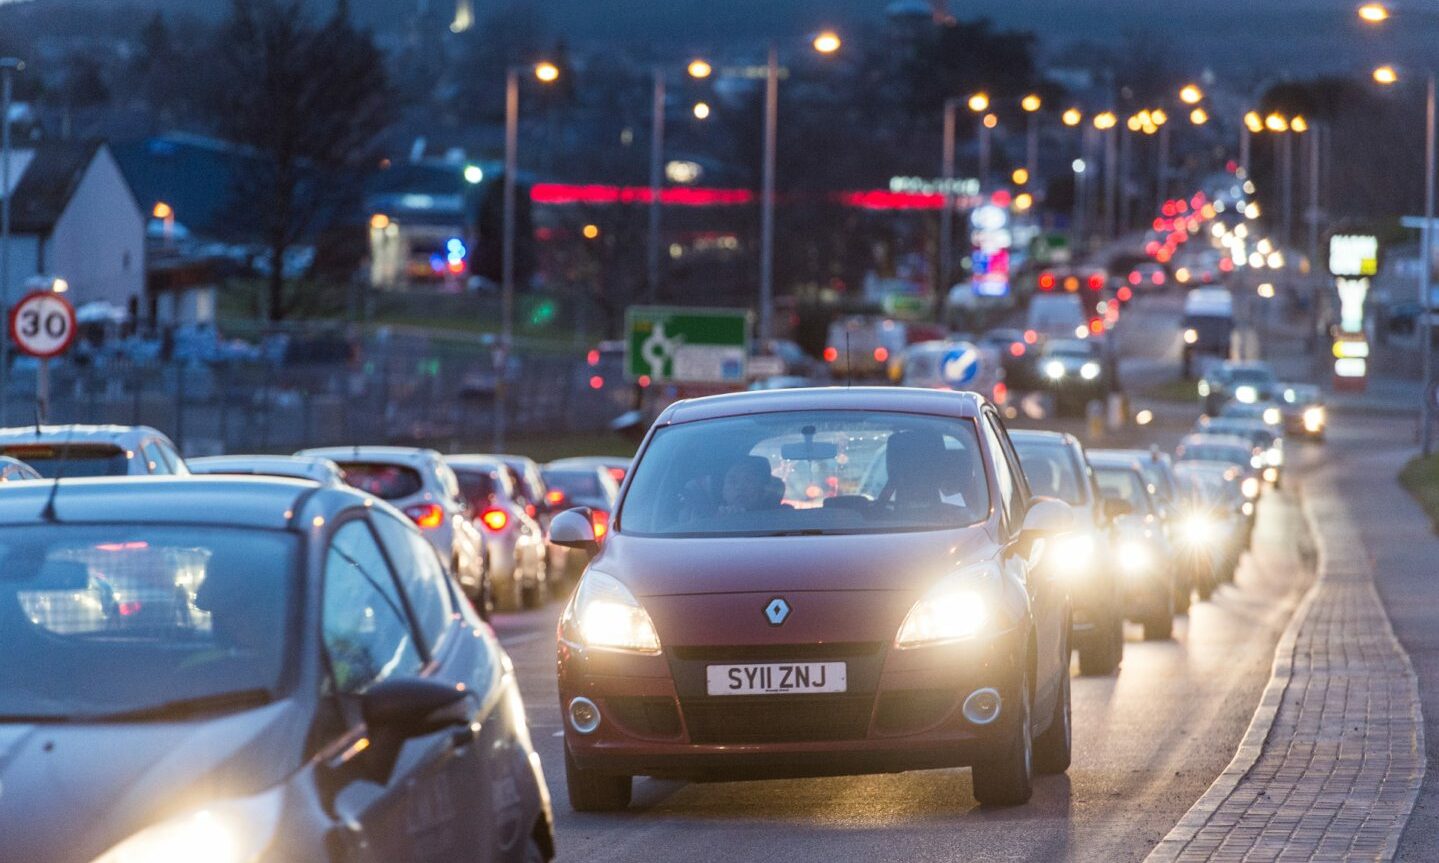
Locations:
1399;453;1439;534
1137;378;1200;403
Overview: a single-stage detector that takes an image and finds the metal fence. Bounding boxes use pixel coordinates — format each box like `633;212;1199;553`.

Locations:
8;337;623;456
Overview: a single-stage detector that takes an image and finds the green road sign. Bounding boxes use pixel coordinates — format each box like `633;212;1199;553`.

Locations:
626;306;751;383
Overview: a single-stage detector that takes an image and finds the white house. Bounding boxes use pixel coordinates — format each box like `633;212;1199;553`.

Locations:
1;141;145;316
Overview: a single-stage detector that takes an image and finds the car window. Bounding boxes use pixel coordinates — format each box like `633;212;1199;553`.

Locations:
322;520;423;695
621;410;990;538
1;445;129;478
370;511;455;653
141;442;168;475
454;468;500;510
336;462;424;500
158;442;186;474
981;415;1024;533
1013;441;1086;505
1095;468;1154;517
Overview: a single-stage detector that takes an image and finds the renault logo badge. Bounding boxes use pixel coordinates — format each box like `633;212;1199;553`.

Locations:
764;597;791;626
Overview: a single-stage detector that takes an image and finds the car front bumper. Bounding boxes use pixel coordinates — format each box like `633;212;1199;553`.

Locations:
558;630;1030;781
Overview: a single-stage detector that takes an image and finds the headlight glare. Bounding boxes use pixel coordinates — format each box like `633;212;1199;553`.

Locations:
896;564;997;648
1044;360;1066;380
1183;328;1199;345
1181;514;1217;545
1118;540;1154;574
1263;407;1282;426
1051;533;1096;576
565;571;661;654
1303;406;1325;433
1080;361;1102;380
1241;476;1260;499
91;792;281;863
1234;385;1258;403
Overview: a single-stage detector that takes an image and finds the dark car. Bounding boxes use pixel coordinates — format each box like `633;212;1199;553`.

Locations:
1039;339;1108;411
1088;452;1179;641
1011;430;1124;676
0;478;553;863
550;387;1075;809
542;463;621;544
1199;361;1279;416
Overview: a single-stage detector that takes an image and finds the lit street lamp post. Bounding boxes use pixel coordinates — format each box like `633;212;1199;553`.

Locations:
495;61;559;453
938;97;958;315
0;57;23;428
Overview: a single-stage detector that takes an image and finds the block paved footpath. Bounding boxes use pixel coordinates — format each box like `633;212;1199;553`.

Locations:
1147;436;1426;861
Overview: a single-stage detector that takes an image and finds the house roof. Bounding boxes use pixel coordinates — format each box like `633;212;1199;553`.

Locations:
7;140;104;235
111;135;265;245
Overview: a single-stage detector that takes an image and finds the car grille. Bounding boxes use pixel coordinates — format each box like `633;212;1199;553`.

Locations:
874;689;956;736
680;695;874;744
670;642;884;662
605;696;683;740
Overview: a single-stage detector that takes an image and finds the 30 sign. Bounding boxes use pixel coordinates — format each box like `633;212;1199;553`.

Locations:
8;291;77;359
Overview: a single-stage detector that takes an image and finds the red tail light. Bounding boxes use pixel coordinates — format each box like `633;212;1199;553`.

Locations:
480;507;510;532
1038;272;1056;291
525;503;538;518
606;467;626;483
873;347;889;362
405;503;445;529
1117;286;1133;303
591;509;610;542
1089;318;1105;335
992;381;1009;405
118;600;143;617
546;489;567;507
823;346;839;362
1087;273;1104;291
1009;342;1025;357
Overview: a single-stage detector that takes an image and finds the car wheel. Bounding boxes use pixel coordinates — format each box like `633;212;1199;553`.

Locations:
1033;665;1071;774
565;746;632;812
1077;612;1122;676
971;670;1034;806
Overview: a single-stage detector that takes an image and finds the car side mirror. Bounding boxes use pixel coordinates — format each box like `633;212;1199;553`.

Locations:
550;507;599;552
1103;498;1134;521
358;677;474;784
1022;497;1073;536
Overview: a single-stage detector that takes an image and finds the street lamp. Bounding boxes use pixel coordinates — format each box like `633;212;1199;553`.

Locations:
1359;2;1391;22
1374;64;1400;85
1062;107;1083;127
1022;93;1042;183
0;56;25;427
1093;112;1118;237
1180;84;1204;105
687;59;713;79
1190;107;1209;125
756;33;842;344
495;60;560;451
645;57;715;306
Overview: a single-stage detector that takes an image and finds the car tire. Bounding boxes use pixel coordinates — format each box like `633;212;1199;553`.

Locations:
1078;612;1122;676
1033;663;1071;774
565;747;632;812
971;670;1034;806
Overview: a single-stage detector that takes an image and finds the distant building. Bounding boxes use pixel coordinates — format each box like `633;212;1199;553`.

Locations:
1;140;145;315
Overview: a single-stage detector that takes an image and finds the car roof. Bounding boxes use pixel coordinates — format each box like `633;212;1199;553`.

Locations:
1086;452;1145;472
1008;429;1077;448
446;455;506;471
1104;448;1173;467
1180;434;1254;449
188;454;341;479
0;424;169;447
657;386;986;425
299;446;442;467
0;476;370;529
548;456;631;469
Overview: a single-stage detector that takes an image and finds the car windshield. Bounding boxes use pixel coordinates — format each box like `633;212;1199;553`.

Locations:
1013;441;1086;505
0;525;297;721
545;469;605;500
1094;468;1153;517
620;410;990;537
336;462;424;500
1229;368;1276;386
2;445;129;478
1178;444;1252;467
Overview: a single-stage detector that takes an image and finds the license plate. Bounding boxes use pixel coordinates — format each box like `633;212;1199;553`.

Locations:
705;662;847;696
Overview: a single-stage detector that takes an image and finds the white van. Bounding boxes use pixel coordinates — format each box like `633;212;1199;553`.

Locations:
1182;288;1235;376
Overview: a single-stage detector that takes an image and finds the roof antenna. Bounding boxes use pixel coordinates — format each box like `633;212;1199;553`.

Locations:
844;331;853;389
39;434;74;523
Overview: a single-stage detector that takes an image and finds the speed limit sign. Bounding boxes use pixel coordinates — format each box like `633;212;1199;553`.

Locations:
9;291;77;359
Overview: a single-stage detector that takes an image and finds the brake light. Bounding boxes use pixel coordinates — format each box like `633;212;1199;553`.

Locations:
118;601;143;617
405;503;445;529
1023;330;1037;344
873;347;889;363
1009;342;1025;357
591;509;610;542
1089;318;1105;335
1088;274;1104;291
607;467;626;483
480;508;510;532
1038;272;1056;291
992;381;1008;405
1117;286;1133;303
525;503;538;518
546;489;567;507
823;346;839;362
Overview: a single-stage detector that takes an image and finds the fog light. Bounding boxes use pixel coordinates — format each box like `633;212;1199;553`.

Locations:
962;688;1002;725
568;697;602;734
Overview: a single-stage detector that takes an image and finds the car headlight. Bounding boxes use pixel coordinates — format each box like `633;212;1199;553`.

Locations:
1198;381;1211;397
1183;328;1199;345
1044;360;1066;380
1080;361;1102;381
1266;446;1283;467
1241;476;1260;499
1117;540;1154;574
1180;513;1217;545
1050;532;1096;576
1303;406;1325;433
1234;385;1258;404
1263;407;1282;426
562;570;661;654
1263;466;1279;483
896;563;997;648
91;791;281;863
1250;454;1265;469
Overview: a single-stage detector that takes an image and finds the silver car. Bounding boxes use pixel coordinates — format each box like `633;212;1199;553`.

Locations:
0;425;187;477
297;446;488;610
187;454;347;486
448;455;550;610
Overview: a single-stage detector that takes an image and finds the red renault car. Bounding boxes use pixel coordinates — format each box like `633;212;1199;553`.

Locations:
550;388;1074;809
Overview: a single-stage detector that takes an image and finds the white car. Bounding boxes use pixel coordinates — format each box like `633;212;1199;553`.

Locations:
187;454;347;486
0;425;187;477
0;456;40;482
298;446;489;611
448;456;551;609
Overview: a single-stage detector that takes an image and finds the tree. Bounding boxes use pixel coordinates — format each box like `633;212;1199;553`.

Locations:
202;0;390;322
